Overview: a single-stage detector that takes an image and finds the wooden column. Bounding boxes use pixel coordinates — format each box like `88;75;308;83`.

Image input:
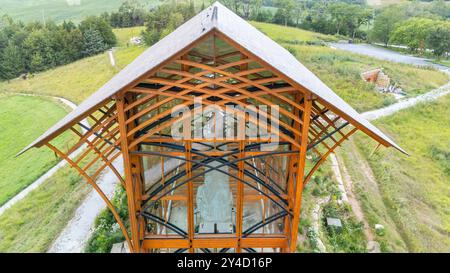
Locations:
289;94;312;252
236;140;245;252
186;140;195;253
283;92;303;252
116;94;141;253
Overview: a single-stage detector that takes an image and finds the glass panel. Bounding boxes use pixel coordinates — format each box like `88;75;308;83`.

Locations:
193;152;237;236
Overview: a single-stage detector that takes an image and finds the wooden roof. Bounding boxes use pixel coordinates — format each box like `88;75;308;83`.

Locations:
18;2;405;155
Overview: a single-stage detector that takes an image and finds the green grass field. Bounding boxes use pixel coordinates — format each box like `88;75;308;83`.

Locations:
0;95;75;206
0;0;160;23
0;164;90;252
113;26;145;47
339;94;450;252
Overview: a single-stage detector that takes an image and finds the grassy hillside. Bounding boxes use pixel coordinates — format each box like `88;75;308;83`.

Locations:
0;0;158;23
0;164;91;252
0;95;74;206
339;94;450;252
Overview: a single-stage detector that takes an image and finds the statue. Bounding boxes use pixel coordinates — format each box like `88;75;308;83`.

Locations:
196;161;233;224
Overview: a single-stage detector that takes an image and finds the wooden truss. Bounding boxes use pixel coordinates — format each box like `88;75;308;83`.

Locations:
43;31;359;253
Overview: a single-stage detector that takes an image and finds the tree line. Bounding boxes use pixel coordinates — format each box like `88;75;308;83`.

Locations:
0;15;116;80
218;0;372;39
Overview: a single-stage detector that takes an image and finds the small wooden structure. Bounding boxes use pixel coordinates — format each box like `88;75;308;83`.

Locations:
361;68;390;88
19;3;404;253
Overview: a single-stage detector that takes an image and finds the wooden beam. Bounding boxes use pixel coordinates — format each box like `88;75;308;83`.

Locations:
141;236;288;250
116;94;141;253
289;95;312;252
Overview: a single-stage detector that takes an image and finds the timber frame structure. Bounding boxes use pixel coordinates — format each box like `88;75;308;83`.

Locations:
19;3;405;253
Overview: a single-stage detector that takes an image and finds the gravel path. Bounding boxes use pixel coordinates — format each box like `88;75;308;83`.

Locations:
48;158;124;253
362;81;450;121
0;93;88;217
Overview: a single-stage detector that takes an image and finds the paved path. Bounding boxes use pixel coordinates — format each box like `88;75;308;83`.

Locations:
0;93;88;217
330;43;449;71
362;81;450;121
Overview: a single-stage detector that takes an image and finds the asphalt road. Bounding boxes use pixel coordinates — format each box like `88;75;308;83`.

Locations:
330;43;448;71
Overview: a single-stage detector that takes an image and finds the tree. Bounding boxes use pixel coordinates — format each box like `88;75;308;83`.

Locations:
0;42;25;80
249;0;263;20
82;29;108;57
429;0;450;19
142;2;195;46
274;0;295;26
109;0;146;28
348;7;372;39
293;0;305;27
23;29;56;72
79;16;116;47
426;23;450;58
329;2;351;35
390;18;435;53
29;52;45;72
220;0;241;14
51;25;83;65
369;7;406;46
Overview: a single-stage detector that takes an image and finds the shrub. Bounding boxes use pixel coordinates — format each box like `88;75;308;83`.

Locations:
85;186;129;253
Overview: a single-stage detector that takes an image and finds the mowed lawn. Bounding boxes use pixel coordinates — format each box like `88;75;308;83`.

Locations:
339;94;450;252
0;95;74;206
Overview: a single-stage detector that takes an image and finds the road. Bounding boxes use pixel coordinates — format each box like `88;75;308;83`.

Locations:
330;43;449;71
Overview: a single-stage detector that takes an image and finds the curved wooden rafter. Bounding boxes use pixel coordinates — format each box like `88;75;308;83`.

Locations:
45;143;132;250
